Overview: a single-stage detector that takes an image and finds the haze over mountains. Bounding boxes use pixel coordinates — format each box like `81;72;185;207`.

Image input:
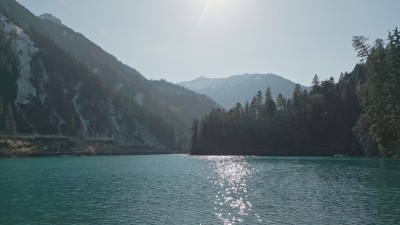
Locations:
0;0;311;151
179;74;310;109
0;0;219;150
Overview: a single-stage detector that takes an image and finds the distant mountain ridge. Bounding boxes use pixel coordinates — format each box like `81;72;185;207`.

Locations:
178;74;310;109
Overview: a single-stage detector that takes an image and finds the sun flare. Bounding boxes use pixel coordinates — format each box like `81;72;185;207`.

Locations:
198;0;236;25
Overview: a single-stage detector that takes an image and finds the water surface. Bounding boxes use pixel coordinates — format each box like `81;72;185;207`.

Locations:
0;155;399;224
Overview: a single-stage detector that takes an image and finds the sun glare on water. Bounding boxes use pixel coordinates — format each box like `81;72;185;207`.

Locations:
203;156;260;224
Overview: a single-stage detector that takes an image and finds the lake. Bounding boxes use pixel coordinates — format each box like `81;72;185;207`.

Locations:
0;155;399;224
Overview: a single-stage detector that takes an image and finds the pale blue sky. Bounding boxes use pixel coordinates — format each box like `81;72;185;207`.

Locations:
17;0;400;85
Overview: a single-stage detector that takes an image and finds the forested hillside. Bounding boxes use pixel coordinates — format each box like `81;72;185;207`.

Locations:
191;28;400;156
0;0;220;153
0;0;219;151
0;14;175;148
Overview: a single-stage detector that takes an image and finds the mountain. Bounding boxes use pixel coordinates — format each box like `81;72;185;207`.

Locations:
38;13;64;26
0;0;219;151
0;0;219;123
150;79;220;122
178;74;310;109
0;13;170;148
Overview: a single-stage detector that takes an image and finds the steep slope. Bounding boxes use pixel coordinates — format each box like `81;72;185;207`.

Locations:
0;13;175;148
150;79;220;123
0;0;217;133
178;74;310;109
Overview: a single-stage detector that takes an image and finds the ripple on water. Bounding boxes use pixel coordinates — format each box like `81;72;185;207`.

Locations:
203;156;260;224
1;156;400;224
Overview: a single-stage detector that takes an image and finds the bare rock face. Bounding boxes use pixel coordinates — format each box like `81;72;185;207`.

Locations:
0;13;162;148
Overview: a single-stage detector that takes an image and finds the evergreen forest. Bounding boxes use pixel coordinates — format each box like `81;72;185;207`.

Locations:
191;28;400;156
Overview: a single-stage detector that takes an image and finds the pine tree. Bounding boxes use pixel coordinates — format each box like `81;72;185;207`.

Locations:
264;87;276;118
275;93;286;114
292;84;303;113
255;90;264;118
190;119;200;153
250;96;258;119
311;74;320;94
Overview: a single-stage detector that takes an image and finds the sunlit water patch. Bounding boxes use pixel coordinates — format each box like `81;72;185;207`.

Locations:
203;156;259;224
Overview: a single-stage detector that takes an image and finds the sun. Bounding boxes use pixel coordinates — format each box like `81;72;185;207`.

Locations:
198;0;235;25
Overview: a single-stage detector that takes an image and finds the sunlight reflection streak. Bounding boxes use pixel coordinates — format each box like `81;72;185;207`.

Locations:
205;156;258;224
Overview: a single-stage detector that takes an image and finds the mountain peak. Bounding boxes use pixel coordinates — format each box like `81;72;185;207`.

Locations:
38;13;64;26
178;73;310;109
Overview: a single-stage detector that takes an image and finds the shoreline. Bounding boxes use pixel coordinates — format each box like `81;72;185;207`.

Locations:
0;137;184;158
190;147;346;157
1;149;182;158
191;148;399;158
0;148;184;158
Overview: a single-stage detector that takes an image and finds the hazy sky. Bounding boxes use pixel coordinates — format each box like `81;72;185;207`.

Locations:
17;0;400;85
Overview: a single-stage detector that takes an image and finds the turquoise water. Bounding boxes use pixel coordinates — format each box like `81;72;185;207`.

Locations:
0;155;399;224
